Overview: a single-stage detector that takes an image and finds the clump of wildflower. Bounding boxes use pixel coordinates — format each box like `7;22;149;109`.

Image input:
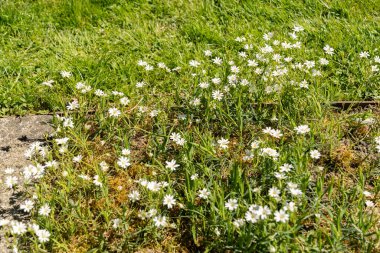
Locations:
263;127;283;139
261;148;279;160
170;132;186;146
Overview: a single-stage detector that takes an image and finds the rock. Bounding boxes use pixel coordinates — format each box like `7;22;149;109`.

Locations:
0;115;53;253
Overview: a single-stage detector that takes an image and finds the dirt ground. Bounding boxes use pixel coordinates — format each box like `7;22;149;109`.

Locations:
0;115;53;253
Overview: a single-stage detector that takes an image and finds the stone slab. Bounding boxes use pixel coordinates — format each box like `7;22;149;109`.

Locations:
0;115;53;252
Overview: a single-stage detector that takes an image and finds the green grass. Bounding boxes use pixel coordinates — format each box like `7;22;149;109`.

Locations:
0;1;379;252
0;0;379;115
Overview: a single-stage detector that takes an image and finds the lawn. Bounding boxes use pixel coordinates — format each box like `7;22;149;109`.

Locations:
0;0;379;252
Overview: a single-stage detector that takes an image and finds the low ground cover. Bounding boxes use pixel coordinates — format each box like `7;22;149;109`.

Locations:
0;0;379;252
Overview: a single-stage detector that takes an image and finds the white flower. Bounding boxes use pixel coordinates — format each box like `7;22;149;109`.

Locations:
55;137;69;145
20;199;34;213
73;154;83;163
212;90;224;101
36;229;51;243
122;148;131;156
42;80;54;87
245;210;259;223
165;160;180;171
225;198;238;211
189;60;201;67
99;161;109;172
250;140;260;149
111;91;124;96
365;200;375;208
136;81;146;88
146;181;162;192
204;50;212;56
310;150;321;159
261;148;279;159
67;99;79;110
5;176;18;188
4;167;15;174
149;110;159;118
217;138;229;149
211;78;221;85
283;201;297;212
279;163;293;173
289;187;303;197
363;191;372;197
293;25;304;32
170;132;186;146
0;219;10;227
274;209;289;223
120;97;130;105
153;216;168;227
319;58;329;65
263;32;273;41
93;175;102;187
233;218;245;228
79;174;90;180
137;60;147;66
188;173;197;181
249;205;272;220
117;156;131;169
235;36;246;42
212;57;223;65
128;190;140;202
231;66;240;73
163;194;176;209
108;107;121;118
239;51;247;58
198;188;210;199
95;89;107;97
263;127;283;139
323;45;334;55
299;79;308;88
60;71;72;78
39;204;51;216
145;65;154;71
261;44;274;53
199;82;209;89
11;221;27;235
268;187;280;199
190;98;201;106
112;218;121;228
294;125;310;134
359;51;370;58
